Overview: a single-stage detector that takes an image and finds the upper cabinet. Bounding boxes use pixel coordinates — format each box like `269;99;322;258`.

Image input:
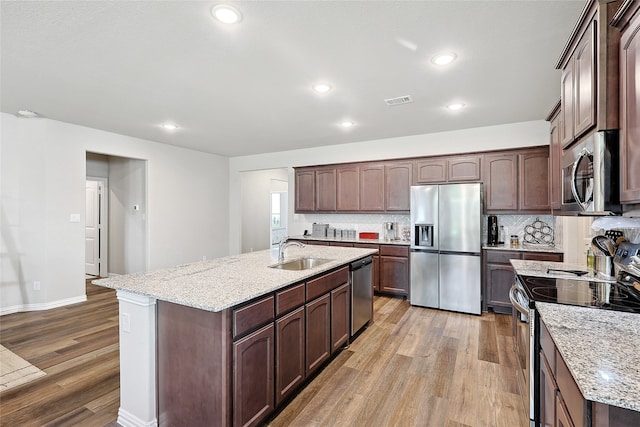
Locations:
546;102;562;211
295;169;315;212
315;167;337;211
384;162;412;211
484;147;551;214
613;1;640;205
336;165;360;211
557;0;621;148
414;156;481;184
359;164;385;211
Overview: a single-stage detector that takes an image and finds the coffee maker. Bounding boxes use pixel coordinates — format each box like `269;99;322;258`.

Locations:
487;215;499;246
384;222;397;241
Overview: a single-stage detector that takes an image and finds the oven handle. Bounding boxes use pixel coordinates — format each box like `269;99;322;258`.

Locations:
571;147;593;210
509;284;529;318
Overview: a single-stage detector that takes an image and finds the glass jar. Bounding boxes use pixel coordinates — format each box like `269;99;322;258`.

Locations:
510;235;519;248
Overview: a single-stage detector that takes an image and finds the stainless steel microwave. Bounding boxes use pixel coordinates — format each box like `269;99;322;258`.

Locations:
561;130;621;215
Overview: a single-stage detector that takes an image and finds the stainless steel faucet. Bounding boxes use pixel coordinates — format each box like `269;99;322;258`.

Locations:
278;238;305;262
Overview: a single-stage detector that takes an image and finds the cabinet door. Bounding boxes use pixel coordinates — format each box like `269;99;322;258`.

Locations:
573;22;596;139
484;263;515;310
295;170;315;212
275;307;305;406
556;394;575;427
483;154;518;211
233;323;275;427
560;64;575;148
519;148;550;211
549;108;562;210
415;158;447;183
448;156;481;182
379;256;409;296
305;294;331;375
385;162;412;211
620;10;640;203
336;165;359;211
540;350;557;427
331;282;350;353
359;164;385;211
315;168;336;211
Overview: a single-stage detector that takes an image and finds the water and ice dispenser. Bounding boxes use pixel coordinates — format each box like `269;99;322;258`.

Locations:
414;224;435;248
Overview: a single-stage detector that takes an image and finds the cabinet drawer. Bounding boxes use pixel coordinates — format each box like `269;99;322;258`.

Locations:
522;252;563;262
539;321;556;375
485;250;522;264
380;245;409;257
556;350;586;427
276;283;305;317
353;243;379;251
233;296;275;339
307;267;349;301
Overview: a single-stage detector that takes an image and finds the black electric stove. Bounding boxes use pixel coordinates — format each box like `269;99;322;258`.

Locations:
517;241;640;314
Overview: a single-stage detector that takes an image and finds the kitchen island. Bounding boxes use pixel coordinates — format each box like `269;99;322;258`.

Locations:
511;260;640;426
94;245;377;427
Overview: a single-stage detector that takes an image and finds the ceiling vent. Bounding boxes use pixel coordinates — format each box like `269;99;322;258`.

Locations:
384;95;413;106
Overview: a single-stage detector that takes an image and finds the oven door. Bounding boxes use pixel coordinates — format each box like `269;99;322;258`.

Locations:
510;283;535;426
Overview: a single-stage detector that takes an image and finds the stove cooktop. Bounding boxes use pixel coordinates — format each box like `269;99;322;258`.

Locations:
519;275;640;314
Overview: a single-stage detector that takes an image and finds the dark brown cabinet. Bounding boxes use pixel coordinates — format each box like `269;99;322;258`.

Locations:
379;245;409;296
336;165;359;211
330;282;350;353
415;158;447;183
483;153;518;211
305;293;331;376
359;164;385;211
616;3;640;204
415;156;480;184
482;250;563;313
384;162;412;211
483;147;551;213
233;323;275;427
449;156;481;182
275;307;305;406
547;102;562;210
295;170;315;212
540;350;557;427
519;148;550;211
315;168;337;211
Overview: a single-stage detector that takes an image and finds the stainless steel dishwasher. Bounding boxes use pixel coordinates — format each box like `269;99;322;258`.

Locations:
350;256;373;337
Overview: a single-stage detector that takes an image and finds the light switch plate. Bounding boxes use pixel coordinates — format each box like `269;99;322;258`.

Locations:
70;213;81;223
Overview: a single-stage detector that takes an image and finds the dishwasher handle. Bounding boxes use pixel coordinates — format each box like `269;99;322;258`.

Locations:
350;256;373;271
509;285;529;318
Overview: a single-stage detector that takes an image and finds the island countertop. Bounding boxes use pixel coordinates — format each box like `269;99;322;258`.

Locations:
512;259;640;413
93;246;377;312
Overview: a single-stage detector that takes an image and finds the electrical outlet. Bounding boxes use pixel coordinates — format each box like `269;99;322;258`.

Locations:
202;255;207;261
121;313;131;333
33;281;41;291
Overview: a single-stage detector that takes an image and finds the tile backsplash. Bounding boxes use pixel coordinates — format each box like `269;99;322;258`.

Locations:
483;214;560;247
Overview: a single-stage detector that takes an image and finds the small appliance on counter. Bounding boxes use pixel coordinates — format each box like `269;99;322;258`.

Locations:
383;222;398;241
487;215;499;246
312;223;328;238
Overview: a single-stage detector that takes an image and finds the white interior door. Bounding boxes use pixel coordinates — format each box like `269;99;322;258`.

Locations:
85;180;100;276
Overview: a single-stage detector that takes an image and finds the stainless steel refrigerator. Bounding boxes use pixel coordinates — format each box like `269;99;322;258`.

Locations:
410;183;482;315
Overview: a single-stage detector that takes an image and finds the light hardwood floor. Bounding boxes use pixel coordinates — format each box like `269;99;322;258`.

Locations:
0;282;526;426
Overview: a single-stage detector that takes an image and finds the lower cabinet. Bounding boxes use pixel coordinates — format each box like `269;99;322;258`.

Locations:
233;324;275;427
305;293;332;376
379;245;409;296
331;282;350;353
275;307;305;406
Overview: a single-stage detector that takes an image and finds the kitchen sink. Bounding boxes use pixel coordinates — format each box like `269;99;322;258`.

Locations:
269;257;333;271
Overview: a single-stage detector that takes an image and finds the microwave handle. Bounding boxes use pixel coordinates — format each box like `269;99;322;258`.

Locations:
571;148;593;209
509;285;529;317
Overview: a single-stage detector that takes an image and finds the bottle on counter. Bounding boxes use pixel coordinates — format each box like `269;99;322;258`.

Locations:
586;247;595;269
498;226;505;245
510;235;519;248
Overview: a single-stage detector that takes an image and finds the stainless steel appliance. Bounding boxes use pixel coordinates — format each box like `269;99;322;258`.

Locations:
383;222;398;241
410;183;482;315
510;242;640;427
561;130;621;214
487;215;499;246
350;256;373;337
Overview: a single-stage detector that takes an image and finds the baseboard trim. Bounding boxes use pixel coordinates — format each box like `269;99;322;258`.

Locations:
0;295;87;316
117;407;158;427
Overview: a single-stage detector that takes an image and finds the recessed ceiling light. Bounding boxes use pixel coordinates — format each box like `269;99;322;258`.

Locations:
340;121;354;128
211;5;242;24
312;83;332;94
161;123;179;131
431;52;457;66
446;103;466;111
17;109;40;118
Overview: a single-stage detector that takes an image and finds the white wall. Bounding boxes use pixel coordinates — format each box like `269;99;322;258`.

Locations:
1;113;229;314
229;120;550;254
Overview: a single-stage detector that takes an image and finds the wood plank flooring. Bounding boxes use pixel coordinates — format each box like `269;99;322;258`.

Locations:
0;283;526;426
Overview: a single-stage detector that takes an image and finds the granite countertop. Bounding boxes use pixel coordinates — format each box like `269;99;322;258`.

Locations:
93;246;377;312
483;244;563;253
536;302;640;412
511;259;617;282
291;235;410;246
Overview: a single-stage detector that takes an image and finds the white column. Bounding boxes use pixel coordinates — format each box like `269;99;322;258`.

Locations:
116;291;158;427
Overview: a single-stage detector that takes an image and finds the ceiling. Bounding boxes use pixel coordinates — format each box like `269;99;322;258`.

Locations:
1;1;585;157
